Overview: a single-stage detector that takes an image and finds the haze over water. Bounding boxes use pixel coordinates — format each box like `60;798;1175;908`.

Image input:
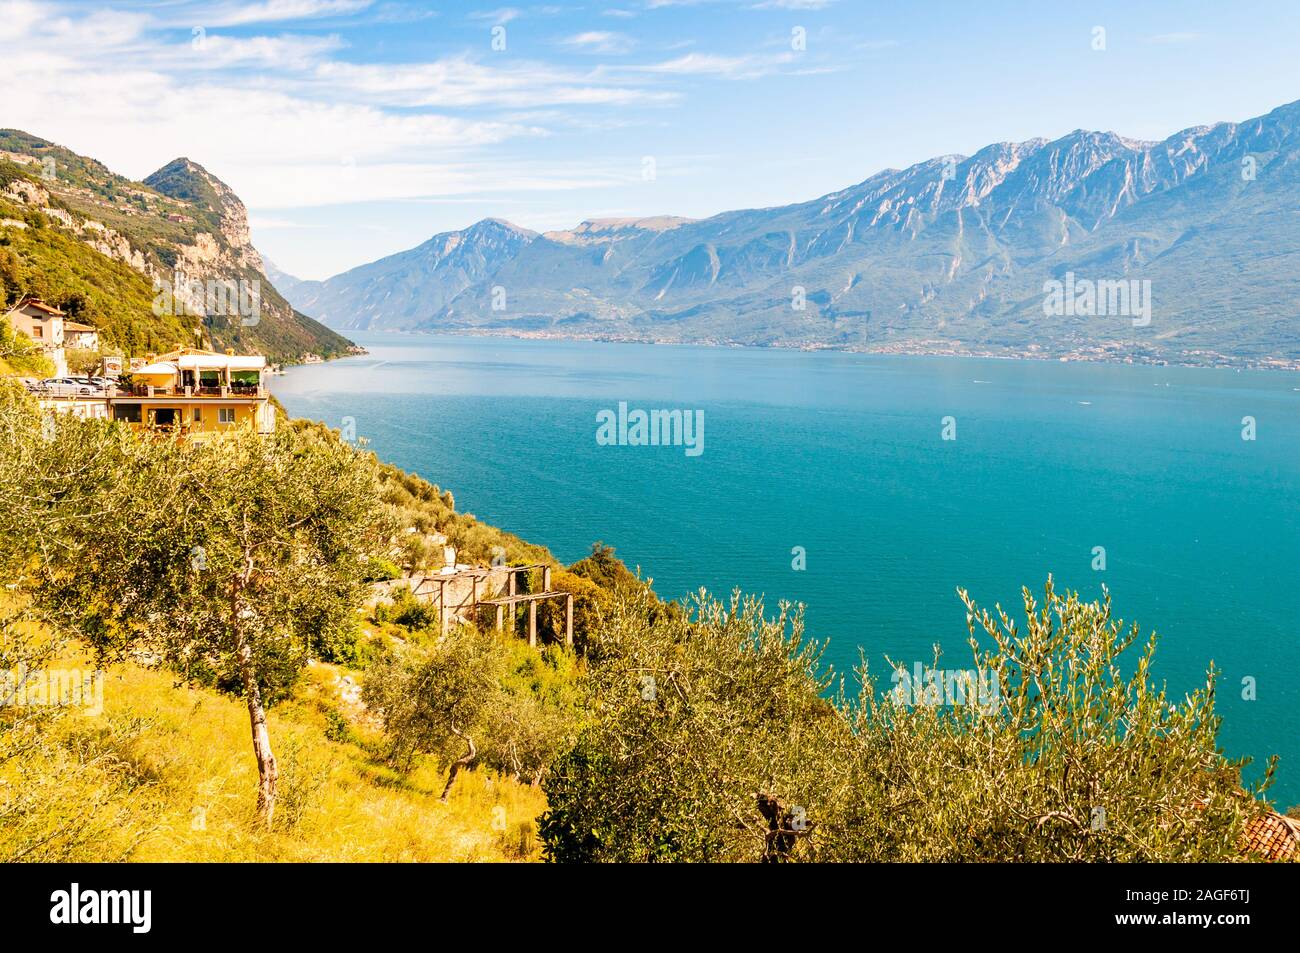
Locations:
275;333;1300;805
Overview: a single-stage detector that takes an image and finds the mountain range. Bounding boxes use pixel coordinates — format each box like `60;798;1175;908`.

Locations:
268;218;537;332
276;99;1300;366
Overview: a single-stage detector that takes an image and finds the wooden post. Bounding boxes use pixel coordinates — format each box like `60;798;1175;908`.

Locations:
507;571;516;636
496;605;504;633
543;566;551;592
528;599;537;648
565;593;574;647
439;578;448;638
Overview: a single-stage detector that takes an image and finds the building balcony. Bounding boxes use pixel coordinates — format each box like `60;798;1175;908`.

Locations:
112;383;267;399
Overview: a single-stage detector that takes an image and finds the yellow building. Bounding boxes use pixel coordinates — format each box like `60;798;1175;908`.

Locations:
110;347;276;436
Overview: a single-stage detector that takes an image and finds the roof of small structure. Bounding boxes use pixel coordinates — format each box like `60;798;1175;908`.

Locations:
153;347;266;371
1242;812;1300;861
9;297;65;317
176;353;265;371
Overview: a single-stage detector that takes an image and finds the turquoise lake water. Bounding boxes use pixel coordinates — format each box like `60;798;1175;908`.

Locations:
274;332;1300;805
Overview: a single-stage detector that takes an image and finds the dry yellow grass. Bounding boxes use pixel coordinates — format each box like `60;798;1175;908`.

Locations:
44;652;547;862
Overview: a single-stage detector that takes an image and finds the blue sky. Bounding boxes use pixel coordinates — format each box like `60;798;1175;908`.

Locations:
5;0;1300;278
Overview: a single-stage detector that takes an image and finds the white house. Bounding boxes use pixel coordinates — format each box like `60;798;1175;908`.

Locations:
2;298;99;376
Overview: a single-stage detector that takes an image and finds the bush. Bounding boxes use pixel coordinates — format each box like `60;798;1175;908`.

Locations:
373;586;439;632
540;585;846;862
361;556;402;583
65;347;101;376
540;579;1274;863
364;627;581;798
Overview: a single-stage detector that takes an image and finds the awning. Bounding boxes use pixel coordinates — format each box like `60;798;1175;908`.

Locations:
175;354;265;371
133;362;178;375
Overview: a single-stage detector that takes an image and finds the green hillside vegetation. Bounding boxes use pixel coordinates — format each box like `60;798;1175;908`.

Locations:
0;132;353;363
540;582;1277;861
0;192;195;356
0;639;547;862
139;157;224;234
0;385;1288;862
0;141;210;258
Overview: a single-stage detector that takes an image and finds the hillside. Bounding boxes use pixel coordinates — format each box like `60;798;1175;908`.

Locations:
278;99;1300;367
0;408;590;863
0;131;352;363
11;646;546;862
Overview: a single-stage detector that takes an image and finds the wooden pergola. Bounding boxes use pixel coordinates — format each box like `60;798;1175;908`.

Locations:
414;564;573;647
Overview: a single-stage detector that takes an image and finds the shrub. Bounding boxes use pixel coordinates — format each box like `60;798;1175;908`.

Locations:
540;579;1274;863
373;586;439;632
361;556;402;583
364;627;581;799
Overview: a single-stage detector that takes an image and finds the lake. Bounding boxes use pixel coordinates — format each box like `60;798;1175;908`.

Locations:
274;332;1300;805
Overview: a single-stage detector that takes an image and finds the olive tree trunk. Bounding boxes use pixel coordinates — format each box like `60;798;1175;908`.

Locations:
233;575;277;829
439;727;476;803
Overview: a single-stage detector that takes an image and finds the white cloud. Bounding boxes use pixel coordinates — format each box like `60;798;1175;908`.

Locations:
0;51;547;202
242;157;636;209
0;1;149;47
312;55;673;108
0;3;674;210
177;33;346;69
248;215;322;229
0;1;43;41
468;6;522;23
624;51;797;79
195;0;373;27
0;0;824;224
561;30;635;54
750;0;836;9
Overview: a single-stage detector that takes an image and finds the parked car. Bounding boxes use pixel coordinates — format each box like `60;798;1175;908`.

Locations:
38;377;102;397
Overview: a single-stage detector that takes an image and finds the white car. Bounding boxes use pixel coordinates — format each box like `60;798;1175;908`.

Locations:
39;377;102;397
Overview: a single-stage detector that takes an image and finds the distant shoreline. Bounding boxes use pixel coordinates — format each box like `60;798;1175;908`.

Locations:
311;325;1300;375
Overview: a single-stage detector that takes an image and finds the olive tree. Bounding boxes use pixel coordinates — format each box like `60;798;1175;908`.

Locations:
364;626;509;800
0;390;151;855
1;399;383;828
540;584;859;862
540;578;1274;862
842;578;1272;861
364;628;580;797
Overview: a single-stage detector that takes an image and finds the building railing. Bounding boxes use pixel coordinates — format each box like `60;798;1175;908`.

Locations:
111;383;266;398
